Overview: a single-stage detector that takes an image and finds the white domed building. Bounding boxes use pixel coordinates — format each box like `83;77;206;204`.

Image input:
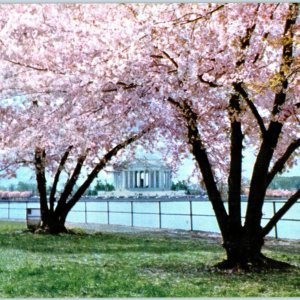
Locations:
112;158;172;192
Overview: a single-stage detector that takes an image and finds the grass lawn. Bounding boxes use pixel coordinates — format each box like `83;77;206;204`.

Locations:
0;221;299;297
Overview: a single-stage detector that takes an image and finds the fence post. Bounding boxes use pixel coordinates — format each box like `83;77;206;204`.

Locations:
26;201;28;222
131;201;133;227
158;201;162;229
107;201;110;225
190;200;193;231
273;201;278;239
85;201;87;224
8;201;10;220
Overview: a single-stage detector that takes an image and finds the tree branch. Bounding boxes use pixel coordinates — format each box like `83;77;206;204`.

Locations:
267;138;300;186
227;94;243;228
3;58;66;75
240;23;256;50
233;82;267;136
198;74;219;88
62;127;151;214
162;51;178;69
178;5;224;24
34;147;48;221
245;5;300;231
261;189;300;237
49;145;73;212
237;4;259;64
167;97;229;237
271;3;298;116
0;159;33;172
57;152;87;207
245;120;283;232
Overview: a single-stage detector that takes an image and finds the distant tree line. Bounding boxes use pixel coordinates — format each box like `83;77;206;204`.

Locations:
1;180;116;197
269;176;300;191
2;181;38;194
171;180;189;191
86;180;115;196
171;180;204;195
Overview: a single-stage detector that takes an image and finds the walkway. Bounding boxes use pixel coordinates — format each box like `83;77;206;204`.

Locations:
66;222;300;250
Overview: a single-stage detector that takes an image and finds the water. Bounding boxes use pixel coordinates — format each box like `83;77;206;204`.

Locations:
0;199;299;239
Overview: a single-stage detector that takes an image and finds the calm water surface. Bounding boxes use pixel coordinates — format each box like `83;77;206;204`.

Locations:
0;198;299;239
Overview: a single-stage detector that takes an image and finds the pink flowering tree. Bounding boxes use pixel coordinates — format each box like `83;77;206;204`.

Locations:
0;4;159;233
98;3;300;269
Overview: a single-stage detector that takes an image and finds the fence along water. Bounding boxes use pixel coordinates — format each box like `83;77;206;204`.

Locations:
0;197;299;239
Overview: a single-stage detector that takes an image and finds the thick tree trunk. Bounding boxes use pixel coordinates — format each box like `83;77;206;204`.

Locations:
217;228;292;270
218;183;294;270
36;210;68;234
219;230;264;269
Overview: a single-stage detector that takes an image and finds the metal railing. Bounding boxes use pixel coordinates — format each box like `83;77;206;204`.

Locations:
0;198;299;239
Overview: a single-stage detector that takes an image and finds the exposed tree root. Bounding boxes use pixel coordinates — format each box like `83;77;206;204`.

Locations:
215;254;294;272
33;225;70;235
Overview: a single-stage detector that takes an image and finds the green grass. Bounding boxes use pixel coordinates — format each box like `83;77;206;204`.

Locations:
0;221;299;297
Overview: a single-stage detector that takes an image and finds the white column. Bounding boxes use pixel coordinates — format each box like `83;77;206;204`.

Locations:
117;173;121;190
161;171;164;190
148;171;151;188
166;171;169;189
123;171;126;189
158;170;161;188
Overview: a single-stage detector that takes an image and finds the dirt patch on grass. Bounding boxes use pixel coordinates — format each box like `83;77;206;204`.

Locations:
67;222;300;250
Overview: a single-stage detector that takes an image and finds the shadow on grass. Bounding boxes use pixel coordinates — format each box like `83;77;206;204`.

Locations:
0;228;223;256
0;223;299;275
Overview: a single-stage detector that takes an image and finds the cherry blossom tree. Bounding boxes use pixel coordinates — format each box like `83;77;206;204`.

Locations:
99;3;300;269
0;82;153;234
0;4;158;233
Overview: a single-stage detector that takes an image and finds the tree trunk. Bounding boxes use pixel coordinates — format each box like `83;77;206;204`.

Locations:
220;230;264;269
33;129;150;235
217;229;291;270
36;210;68;234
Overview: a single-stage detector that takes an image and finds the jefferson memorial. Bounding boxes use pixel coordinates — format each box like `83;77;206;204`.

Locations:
112;159;172;191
